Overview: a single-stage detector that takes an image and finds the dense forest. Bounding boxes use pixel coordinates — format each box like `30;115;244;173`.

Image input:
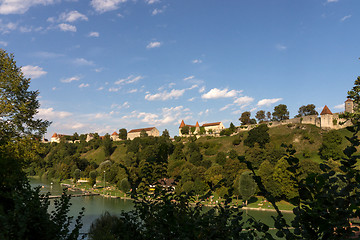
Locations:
27;123;352;202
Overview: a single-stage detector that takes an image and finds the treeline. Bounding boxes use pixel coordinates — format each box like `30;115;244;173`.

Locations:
28;123;348;202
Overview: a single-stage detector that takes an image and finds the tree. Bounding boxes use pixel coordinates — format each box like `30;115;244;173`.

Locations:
103;134;114;157
140;129;148;138
89;171;97;187
272;104;289;121
229;122;236;132
244;124;270;148
255;110;266;123
319;130;344;160
0;49;83;240
239;171;256;206
266;111;272;121
239;111;251;125
162;129;170;138
295;104;319;118
119;128;127;140
73;169;81;184
181;125;190;135
215;152;227;165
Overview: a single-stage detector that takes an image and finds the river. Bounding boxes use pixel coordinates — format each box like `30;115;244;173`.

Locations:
30;178;294;237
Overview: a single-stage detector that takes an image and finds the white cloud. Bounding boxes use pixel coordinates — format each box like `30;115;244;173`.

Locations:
146;41;161;49
59;11;88;22
61;76;81;83
184;75;194;81
37;108;72;119
152;8;164;15
115;75;143;85
79;83;89;88
52;87;56;90
21;65;47;79
340;15;351;22
334;103;344;110
111;102;130;109
73;58;94;66
201;88;241;99
192;59;202;64
233;96;254;106
128;89;138;93
327;0;338;2
145;0;160;4
134;106;191;126
91;0;127;13
88;31;100;37
0;41;7;46
97;86;104;90
199;86;205;93
109;87;120;92
145;89;185;101
257;98;283;107
0;0;56;15
188;97;195;102
0;20;17;34
58;23;76;32
199;109;210;116
276;44;287;51
220;104;232;111
34;51;64;58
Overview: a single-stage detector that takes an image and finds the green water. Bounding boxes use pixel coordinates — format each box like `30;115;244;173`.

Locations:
30;178;294;236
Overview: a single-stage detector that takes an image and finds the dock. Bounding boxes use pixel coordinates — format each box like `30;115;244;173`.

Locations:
48;192;100;199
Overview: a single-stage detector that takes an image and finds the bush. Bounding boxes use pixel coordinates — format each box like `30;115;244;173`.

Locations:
232;138;241;146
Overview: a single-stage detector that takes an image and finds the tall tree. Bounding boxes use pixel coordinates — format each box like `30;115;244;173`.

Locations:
0;49;82;240
239;111;251;125
103;134;114;157
239;171;256;206
244;124;270;148
272;104;289;121
266;111;272;121
255;110;266;123
162;129;170;138
295;104;319;117
119;128;127;140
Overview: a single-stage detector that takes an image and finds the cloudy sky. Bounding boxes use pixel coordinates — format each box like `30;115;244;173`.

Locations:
1;0;359;137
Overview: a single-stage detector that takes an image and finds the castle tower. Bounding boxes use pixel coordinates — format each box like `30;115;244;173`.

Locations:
195;121;200;134
345;99;354;113
179;120;186;136
320;105;333;129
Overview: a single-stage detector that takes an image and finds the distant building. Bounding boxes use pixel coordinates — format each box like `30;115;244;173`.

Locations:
127;127;160;140
179;120;225;137
50;133;71;143
110;131;120;141
86;133;94;142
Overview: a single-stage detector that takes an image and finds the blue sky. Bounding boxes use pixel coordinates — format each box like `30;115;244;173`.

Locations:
1;0;359;137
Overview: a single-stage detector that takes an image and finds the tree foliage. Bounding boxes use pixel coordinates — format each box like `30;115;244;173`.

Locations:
295;104;319;118
244;124;270;148
239;111;251;125
0;49;83;240
272;104;289;121
119;128;127;140
255;110;266;123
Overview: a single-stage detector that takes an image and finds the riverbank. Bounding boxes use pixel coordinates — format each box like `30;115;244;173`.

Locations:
57;178;295;213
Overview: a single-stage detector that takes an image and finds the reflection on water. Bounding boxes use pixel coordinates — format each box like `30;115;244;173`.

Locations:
30;178;294;235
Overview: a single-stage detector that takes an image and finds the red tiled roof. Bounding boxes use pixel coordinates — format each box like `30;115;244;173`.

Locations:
111;131;118;136
345;99;353;102
202;122;222;127
128;127;156;133
52;133;58;138
320;105;333;115
195;121;200;127
179;120;185;128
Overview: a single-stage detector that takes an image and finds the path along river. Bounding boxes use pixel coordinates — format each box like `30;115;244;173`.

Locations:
30;178;294;236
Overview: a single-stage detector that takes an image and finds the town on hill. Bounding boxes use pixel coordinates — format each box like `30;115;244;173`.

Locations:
46;99;354;143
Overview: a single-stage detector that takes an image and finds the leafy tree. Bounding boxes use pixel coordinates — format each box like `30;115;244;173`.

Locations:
162;129;170;138
73;169;81;183
255;110;266;123
229;149;238;159
272;157;297;200
119;128;127;140
89;170;97;187
215;152;227;165
181;125;190;135
239;171;256;205
140;129;148;138
239;111;251;125
229;122;236;132
272;104;289;121
319;130;344;160
0;49;83;240
244;124;270;148
266;111;272;121
103;134;114;157
295;104;319;117
118;178;131;193
258;160;282;199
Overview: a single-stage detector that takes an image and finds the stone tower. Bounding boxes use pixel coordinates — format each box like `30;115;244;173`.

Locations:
320;105;333;129
345;99;354;113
